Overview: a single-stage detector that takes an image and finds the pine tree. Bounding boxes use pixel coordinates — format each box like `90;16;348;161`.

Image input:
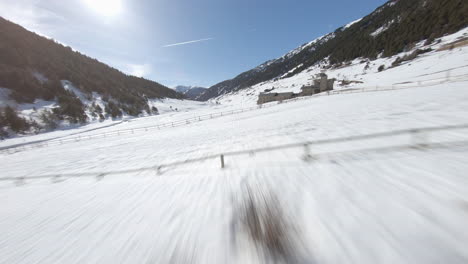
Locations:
3;106;30;133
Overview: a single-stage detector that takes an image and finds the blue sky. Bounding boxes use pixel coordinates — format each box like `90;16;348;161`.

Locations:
0;0;387;88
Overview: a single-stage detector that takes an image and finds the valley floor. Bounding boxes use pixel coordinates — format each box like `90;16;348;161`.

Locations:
1;80;468;263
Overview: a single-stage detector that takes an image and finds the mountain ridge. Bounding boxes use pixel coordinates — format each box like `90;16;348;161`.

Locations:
0;17;184;137
0;16;183;118
174;85;207;100
198;0;468;101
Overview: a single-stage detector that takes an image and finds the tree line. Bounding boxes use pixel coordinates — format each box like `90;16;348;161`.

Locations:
0;16;183;134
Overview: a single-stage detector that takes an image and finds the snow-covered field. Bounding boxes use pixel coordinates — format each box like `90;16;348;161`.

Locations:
1;22;468;264
0;99;223;149
1;76;468;263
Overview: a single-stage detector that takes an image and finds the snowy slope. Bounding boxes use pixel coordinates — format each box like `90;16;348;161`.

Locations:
1;75;468;263
0;78;205;140
0;98;218;148
215;27;468;107
200;0;468;102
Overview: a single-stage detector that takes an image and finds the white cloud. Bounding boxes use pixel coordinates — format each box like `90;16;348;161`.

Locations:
83;0;123;17
126;63;152;78
163;37;214;48
0;0;67;36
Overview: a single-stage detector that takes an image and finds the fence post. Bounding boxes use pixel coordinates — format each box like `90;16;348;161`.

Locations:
446;70;451;81
220;154;225;169
15;177;26;186
52;175;62;184
96;173;105;181
302;144;312;161
411;129;429;149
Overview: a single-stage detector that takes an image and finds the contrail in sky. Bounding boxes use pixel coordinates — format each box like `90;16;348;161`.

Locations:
163;37;214;47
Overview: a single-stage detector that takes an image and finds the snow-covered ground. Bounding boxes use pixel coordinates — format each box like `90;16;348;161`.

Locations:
1;76;468;263
0;98;222;149
1;21;468;264
1;81;214;142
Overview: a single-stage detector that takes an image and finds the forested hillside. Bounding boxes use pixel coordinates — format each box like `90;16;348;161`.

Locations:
198;0;468;100
0;17;183;136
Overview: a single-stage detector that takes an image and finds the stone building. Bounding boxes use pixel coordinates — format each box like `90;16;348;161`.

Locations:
257;92;295;105
256;73;335;105
300;73;335;96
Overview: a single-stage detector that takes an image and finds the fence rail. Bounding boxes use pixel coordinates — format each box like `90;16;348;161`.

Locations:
2;123;467;185
1;71;468;154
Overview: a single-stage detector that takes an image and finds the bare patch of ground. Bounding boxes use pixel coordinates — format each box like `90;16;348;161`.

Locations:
230;182;314;263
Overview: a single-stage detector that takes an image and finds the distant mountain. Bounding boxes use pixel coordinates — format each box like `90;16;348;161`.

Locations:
198;0;468;101
174;85;207;100
0;17;183;122
185;87;207;100
175;86;192;94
